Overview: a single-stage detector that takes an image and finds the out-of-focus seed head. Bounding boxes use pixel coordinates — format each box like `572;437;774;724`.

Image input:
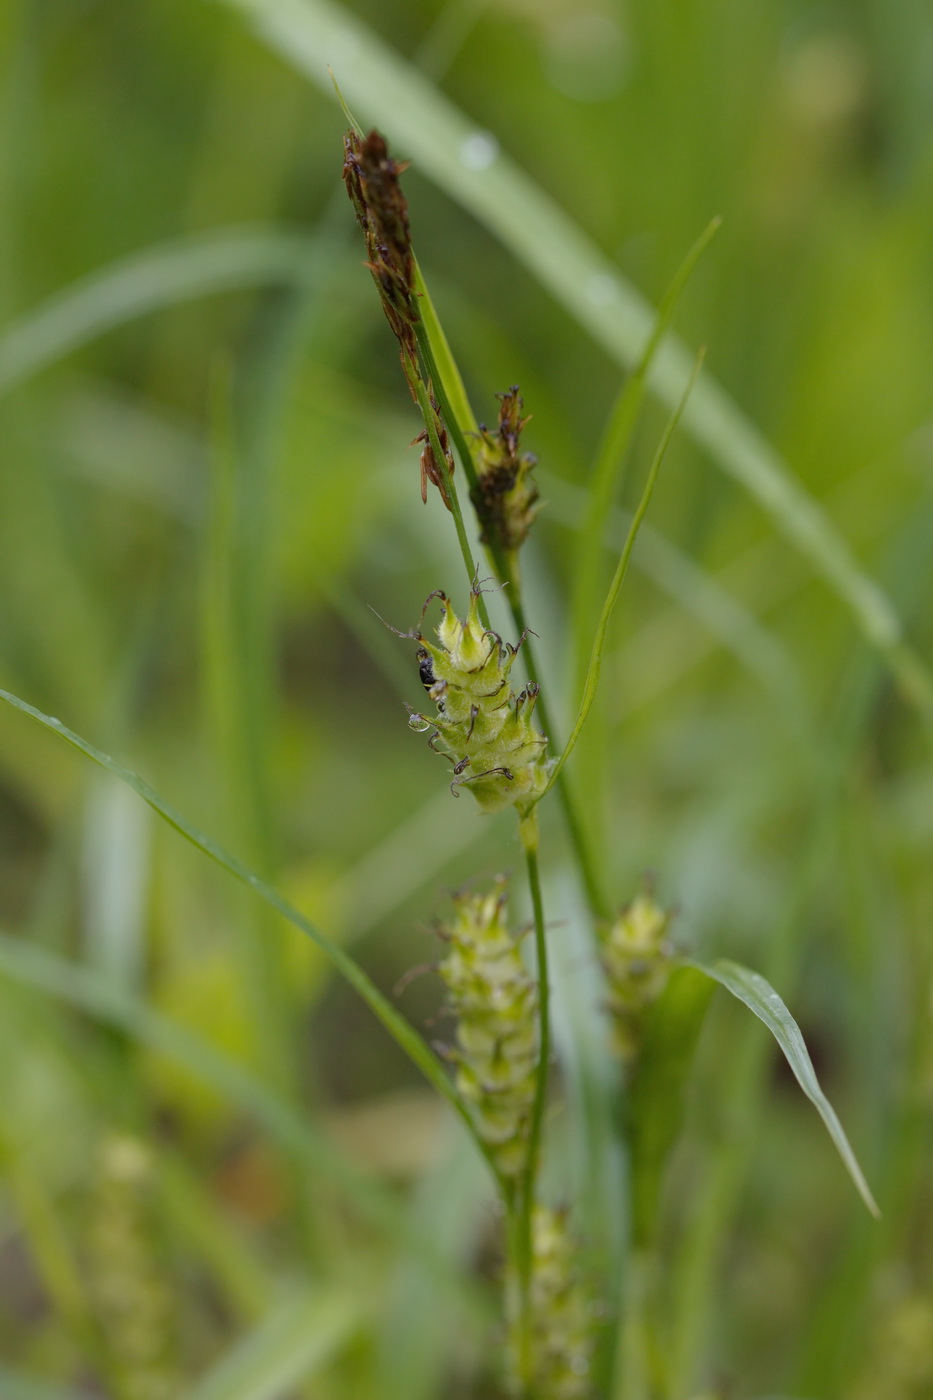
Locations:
505;1204;595;1398
436;879;539;1178
600;884;674;1062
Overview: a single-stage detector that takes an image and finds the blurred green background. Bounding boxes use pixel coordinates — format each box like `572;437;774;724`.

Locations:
1;0;932;1396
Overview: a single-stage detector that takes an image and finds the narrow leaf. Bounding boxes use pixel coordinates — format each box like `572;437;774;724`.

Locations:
413;260;478;444
572;217;721;691
546;348;704;795
0;687;488;1164
690;958;880;1217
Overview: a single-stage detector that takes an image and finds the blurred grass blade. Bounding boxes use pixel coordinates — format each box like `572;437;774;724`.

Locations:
0;228;316;393
690;958;880;1217
0;931;495;1304
81;775;150;994
0;930;401;1234
214;0;932;714
0;686;485;1156
0;1370;91;1400
374;1128;495;1400
572;217;720;689
547;350;704;794
182;1291;360;1400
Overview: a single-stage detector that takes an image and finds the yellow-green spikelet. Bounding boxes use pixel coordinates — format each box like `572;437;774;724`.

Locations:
438;880;538;1178
600;887;673;1062
506;1205;594;1399
408;587;551;814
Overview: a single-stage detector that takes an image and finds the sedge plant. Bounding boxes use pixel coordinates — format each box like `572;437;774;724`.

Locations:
339;125;879;1398
0;121;883;1400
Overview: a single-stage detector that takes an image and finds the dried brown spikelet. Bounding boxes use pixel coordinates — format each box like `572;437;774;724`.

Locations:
342;127;418;359
343;128;456;507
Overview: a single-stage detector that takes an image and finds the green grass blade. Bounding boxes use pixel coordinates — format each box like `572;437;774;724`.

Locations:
0;228;316;394
572;217;720;690
0;686;487;1162
213;0;933;715
546;350;704;796
689;957;880;1218
182;1291;360;1400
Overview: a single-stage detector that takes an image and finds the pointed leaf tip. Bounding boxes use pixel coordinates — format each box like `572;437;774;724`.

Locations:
689;957;880;1218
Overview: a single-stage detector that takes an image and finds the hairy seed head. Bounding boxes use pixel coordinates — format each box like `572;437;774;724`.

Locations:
437;879;538;1177
407;585;551;814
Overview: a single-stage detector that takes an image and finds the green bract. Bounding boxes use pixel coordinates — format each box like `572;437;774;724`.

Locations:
407;586;551;814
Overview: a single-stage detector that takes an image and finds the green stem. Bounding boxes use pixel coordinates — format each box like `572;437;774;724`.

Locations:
506;588;610;921
511;814;550;1397
503;1203;535;1398
522;830;550;1213
407;360;481;602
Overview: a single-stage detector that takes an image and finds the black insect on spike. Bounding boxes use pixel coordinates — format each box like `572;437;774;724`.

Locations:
416;647;436;691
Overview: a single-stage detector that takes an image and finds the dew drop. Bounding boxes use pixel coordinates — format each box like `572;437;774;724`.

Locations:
459;131;499;171
408;714;432;732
